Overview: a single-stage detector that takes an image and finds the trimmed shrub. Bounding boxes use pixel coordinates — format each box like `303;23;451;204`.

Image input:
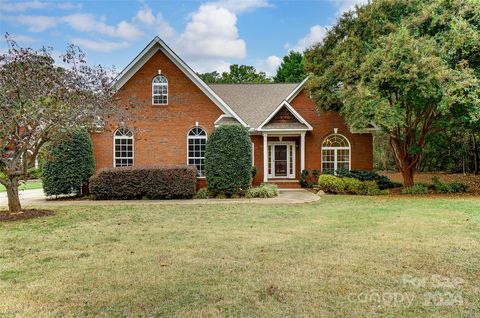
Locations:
343;177;363;194
336;169;399;190
245;183;278;198
402;183;428;195
205;125;252;195
318;175;387;195
358;180;382;195
318;175;345;193
42;129;95;196
89;165;196;200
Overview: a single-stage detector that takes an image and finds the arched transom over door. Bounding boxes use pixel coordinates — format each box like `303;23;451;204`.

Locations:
321;134;351;174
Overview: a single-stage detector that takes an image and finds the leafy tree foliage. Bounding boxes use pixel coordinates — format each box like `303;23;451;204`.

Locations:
42;130;95;196
205;125;252;195
274;51;306;83
305;0;480;186
0;35;117;213
198;64;271;83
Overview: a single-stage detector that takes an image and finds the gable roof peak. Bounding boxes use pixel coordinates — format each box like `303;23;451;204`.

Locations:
114;36;248;127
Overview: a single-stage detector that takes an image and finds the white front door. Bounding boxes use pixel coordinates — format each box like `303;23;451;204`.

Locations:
268;142;295;178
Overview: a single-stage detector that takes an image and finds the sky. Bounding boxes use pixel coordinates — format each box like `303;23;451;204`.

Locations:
0;0;367;76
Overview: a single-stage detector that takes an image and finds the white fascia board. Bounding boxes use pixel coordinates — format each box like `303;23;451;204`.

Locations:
114;37;248;128
257;100;313;131
285;76;309;102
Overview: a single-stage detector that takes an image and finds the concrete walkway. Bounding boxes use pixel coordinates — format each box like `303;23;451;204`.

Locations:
0;188;319;208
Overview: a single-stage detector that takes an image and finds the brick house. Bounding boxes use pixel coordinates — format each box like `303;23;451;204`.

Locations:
91;37;374;188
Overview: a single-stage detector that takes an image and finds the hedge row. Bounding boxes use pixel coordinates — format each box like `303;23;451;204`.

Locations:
89;165;197;200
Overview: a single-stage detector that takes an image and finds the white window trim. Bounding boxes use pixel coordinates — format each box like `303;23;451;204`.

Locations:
152;75;168;106
251;142;255;166
113;128;134;168
187;127;207;178
321;133;351;174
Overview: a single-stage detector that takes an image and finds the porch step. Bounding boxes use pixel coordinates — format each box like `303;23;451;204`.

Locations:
268;179;302;189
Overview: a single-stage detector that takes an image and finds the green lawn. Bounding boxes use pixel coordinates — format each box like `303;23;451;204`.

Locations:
1;196;479;317
0;180;43;192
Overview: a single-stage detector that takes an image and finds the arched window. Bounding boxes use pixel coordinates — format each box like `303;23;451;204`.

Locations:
322;134;350;174
187;127;207;176
114;128;133;167
152;75;168;105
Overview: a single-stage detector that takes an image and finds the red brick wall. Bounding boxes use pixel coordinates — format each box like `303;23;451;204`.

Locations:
250;89;373;185
91;49;224;172
91;48;372;188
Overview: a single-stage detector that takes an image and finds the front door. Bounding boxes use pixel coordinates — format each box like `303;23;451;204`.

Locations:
274;145;288;177
269;143;295;178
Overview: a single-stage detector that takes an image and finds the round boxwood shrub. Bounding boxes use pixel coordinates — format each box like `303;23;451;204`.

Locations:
42;129;95;196
205;125;252;195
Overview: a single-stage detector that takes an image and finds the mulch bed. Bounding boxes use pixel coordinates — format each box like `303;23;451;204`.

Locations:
0;209;55;222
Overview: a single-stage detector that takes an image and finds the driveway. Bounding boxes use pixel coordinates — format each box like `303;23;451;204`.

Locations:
0;188;319;208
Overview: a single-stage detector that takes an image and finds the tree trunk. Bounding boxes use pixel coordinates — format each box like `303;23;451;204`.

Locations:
5;177;22;214
472;133;478;175
401;166;415;187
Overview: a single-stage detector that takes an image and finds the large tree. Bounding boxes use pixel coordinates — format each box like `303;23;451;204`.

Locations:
305;0;480;186
274;51;305;83
198;64;271;84
0;37;116;213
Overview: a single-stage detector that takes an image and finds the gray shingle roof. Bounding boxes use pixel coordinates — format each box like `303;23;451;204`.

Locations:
209;83;299;128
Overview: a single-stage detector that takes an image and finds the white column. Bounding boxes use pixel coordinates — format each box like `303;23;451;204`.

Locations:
263;133;268;182
300;132;306;172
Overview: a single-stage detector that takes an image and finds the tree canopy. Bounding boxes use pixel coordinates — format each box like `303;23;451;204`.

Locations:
305;0;480;185
273;51;305;83
0;35;117;213
198;64;271;84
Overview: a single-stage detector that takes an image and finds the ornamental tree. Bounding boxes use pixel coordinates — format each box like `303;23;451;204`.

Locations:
305;0;480;186
0;36;117;213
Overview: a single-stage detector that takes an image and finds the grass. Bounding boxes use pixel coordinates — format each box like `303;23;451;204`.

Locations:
0;180;43;193
0;196;479;317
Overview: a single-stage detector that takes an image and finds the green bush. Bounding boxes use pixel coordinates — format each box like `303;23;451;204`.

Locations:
245;183;278;198
194;187;212;199
27;167;42;179
205;125;252;195
318;175;387;195
318;175;345;193
89;165;196;200
402;183;428;195
358;180;383;195
343;177;363;194
431;177;468;193
42;130;95;196
336;169;399;190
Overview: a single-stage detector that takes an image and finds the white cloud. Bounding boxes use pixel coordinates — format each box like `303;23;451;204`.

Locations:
255;55;281;76
212;0;271;13
63;14;143;40
289;25;328;52
0;0;82;12
72;38;129;52
135;6;156;25
188;59;231;73
134;6;175;39
6;15;59;32
176;4;246;61
330;0;369;15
